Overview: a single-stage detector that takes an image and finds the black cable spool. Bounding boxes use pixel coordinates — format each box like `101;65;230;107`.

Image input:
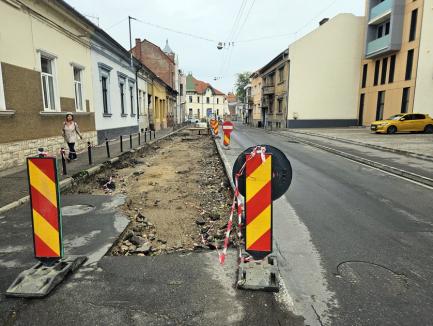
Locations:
232;145;292;201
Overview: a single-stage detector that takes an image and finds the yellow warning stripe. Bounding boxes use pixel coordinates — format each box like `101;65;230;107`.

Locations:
28;160;57;208
246;156;272;200
246;205;271;248
33;209;60;255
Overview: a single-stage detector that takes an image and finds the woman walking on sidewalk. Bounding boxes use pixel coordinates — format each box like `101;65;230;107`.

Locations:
62;113;82;161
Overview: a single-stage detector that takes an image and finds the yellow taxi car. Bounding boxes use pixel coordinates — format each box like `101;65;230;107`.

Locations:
370;113;433;134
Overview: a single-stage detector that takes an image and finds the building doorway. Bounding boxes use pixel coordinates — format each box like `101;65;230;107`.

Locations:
376;91;385;121
358;94;365;126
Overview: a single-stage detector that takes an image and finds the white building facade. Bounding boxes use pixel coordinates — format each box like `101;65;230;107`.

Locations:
137;68;152;132
414;0;433;116
185;74;227;120
91;29;139;143
287;14;364;128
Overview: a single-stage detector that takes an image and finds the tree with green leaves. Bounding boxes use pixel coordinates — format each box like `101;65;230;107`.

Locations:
234;72;251;103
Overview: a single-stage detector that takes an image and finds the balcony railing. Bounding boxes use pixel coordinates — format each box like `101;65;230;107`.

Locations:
366;34;391;57
262;85;275;95
369;0;393;24
247;96;254;104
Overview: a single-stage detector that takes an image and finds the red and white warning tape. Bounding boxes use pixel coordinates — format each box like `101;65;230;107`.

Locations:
219;146;267;265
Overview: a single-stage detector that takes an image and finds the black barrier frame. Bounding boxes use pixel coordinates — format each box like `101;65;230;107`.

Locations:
60;148;67;175
105;138;110;158
87;142;92;165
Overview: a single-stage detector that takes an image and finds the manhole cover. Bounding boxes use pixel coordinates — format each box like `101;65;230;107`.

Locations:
62;205;95;216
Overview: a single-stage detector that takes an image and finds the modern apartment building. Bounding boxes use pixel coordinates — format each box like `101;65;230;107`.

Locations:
358;0;427;125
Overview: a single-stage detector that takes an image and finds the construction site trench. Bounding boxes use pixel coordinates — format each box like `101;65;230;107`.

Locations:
68;130;237;257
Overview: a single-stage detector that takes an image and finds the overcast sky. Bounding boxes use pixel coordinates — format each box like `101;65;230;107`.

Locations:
66;0;365;94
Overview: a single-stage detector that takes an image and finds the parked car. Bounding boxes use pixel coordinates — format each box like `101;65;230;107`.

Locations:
370;113;433;134
186;117;199;124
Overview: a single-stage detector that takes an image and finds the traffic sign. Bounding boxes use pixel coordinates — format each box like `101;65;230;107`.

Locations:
232;145;292;201
222;121;234;147
222;121;234;132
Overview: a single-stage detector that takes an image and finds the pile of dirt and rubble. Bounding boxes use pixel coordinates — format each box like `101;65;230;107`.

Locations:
70;132;237;256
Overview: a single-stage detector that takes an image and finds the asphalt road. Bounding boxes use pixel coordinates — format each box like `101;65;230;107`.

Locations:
222;123;433;326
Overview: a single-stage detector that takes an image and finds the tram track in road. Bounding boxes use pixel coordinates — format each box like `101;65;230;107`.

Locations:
222;123;433;325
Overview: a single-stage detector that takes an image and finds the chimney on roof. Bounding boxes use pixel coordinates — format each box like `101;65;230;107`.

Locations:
135;38;142;59
319;18;329;26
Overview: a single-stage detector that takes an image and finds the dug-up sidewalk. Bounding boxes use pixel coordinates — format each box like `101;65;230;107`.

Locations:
0;127;176;213
274;128;433;188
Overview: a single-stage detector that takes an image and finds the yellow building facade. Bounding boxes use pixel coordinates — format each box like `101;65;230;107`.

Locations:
358;0;424;125
249;72;263;126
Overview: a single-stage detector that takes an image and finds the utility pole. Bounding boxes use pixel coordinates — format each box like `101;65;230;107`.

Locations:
128;16;136;67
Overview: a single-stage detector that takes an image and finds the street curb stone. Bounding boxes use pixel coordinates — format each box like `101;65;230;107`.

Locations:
271;131;433;188
214;137;235;191
0;127;187;214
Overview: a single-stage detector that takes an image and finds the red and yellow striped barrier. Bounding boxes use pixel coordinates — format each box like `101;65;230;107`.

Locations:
27;157;63;259
222;121;234;147
245;153;272;255
210;119;219;137
223;133;230;146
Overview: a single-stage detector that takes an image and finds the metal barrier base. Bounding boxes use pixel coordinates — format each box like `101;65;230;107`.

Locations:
6;256;87;298
237;254;279;292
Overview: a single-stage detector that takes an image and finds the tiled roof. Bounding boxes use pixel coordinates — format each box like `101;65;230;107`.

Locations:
186;74;225;95
226;92;237;103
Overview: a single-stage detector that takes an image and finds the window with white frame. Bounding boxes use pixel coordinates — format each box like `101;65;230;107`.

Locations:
129;83;135;115
119;78;126;115
142;92;146;115
101;75;109;115
73;67;84;111
0;63;6;111
138;90;142;115
41;56;57;111
98;63;112;116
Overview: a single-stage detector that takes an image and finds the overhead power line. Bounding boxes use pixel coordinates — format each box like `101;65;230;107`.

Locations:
237;0;340;43
225;0;248;42
134;18;217;43
233;0;256;42
106;17;128;30
220;0;253;76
